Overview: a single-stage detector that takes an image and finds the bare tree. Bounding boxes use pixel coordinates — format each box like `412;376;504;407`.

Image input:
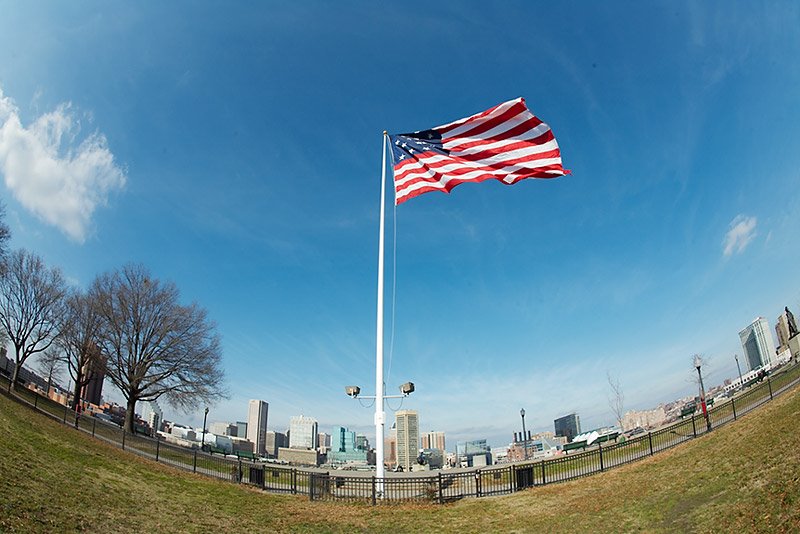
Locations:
0;202;10;269
57;289;104;412
607;371;625;430
0;249;66;392
36;347;64;394
0;203;10;350
91;264;227;432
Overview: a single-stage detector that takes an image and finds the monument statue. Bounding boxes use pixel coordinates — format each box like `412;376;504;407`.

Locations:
787;306;798;337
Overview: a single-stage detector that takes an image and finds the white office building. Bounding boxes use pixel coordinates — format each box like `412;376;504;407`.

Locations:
247;400;269;456
739;317;776;372
210;422;237;436
140;400;163;432
289;415;318;449
395;410;420;472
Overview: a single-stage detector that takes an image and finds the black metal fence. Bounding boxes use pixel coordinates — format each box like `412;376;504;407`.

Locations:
3;360;800;505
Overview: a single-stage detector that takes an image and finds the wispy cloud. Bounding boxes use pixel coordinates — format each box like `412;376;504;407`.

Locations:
722;215;757;257
0;88;126;242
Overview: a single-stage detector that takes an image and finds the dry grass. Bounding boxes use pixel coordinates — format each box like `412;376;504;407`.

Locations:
1;384;800;533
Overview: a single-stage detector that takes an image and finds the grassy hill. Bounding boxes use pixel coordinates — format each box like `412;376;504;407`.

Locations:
1;388;799;533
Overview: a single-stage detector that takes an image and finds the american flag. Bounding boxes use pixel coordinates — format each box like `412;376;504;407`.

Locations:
389;98;569;205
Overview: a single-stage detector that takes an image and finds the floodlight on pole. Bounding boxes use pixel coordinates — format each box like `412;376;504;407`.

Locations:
520;408;528;460
201;407;209;450
734;354;744;391
693;355;711;433
345;380;415;495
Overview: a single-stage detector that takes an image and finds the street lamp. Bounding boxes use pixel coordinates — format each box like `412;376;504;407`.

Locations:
520;408;528;460
345;381;415;494
733;354;744;391
694;355;712;433
201;407;209;451
734;354;744;392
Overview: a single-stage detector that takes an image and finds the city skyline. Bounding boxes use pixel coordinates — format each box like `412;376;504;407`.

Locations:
1;3;799;449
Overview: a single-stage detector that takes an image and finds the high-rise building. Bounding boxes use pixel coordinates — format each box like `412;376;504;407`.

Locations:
329;426;368;465
554;413;581;442
265;430;288;457
289;415;318;449
210;422;237;436
776;313;791;353
421;431;446;452
739;317;776;372
79;352;106;406
236;421;247;438
384;425;397;467
140;400;163;433
318;432;331;453
247;400;269;456
395;410;419;471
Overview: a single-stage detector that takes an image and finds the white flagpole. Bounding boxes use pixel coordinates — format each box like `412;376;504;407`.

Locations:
375;131;388;491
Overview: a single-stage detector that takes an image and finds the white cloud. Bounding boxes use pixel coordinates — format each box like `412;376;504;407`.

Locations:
0;88;126;242
722;214;757;257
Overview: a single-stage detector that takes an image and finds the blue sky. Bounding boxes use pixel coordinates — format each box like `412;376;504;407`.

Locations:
1;2;799;448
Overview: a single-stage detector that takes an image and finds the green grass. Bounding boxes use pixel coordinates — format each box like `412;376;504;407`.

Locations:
2;385;800;533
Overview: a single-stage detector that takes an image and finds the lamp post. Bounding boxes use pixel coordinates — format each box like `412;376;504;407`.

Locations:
734;354;744;392
694;355;711;432
201;407;209;451
520;408;528;460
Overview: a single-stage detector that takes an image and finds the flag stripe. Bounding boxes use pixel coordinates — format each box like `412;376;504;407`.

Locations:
443;100;531;142
437;98;523;137
390;97;569;204
394;153;565;193
396;163;564;203
393;144;562;188
445;116;548;153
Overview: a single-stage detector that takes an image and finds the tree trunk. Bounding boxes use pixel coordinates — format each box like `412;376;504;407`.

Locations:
125;397;137;433
9;361;20;392
72;371;84;413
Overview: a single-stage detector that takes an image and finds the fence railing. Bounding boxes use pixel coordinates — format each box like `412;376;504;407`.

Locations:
3;360;800;505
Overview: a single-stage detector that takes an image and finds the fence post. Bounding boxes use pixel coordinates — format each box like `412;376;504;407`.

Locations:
34;394;39;409
238;458;243;484
122;429;126;450
509;465;515;493
691;415;697;438
92;418;97;437
648;432;654;455
598;441;604;472
768;376;773;400
372;476;378;506
731;397;737;420
291;468;297;494
475;471;481;498
155;438;160;461
193;449;198;473
541;459;546;485
63;404;68;423
437;472;443;504
309;473;315;501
